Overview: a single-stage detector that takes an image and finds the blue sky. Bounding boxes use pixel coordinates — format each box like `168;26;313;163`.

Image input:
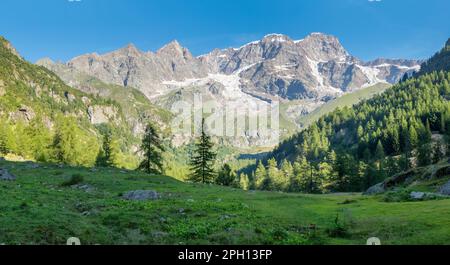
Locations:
1;0;449;62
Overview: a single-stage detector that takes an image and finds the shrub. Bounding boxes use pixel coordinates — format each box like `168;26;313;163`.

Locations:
381;190;411;202
326;214;350;238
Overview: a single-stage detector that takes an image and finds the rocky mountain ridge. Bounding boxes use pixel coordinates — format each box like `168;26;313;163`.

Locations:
38;33;421;102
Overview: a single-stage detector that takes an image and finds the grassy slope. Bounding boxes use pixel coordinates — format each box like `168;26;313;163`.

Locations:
298;83;391;129
1;160;450;245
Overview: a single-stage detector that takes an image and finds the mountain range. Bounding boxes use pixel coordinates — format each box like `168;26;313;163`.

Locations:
36;33;421;148
38;33;420;102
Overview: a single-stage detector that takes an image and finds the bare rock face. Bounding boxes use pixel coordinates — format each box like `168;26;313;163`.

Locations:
9;105;36;122
87;106;118;125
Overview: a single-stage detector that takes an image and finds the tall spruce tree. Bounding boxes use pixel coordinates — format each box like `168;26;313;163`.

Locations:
107;135;122;168
138;123;165;174
189;118;217;184
417;121;433;167
98;131;122;168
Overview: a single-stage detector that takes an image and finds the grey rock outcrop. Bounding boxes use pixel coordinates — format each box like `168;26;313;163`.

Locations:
364;183;385;195
86;105;118;125
123;190;160;201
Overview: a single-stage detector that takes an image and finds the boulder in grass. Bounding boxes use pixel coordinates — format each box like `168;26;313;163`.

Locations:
364;183;385;195
410;191;445;201
0;169;16;181
123;190;160;201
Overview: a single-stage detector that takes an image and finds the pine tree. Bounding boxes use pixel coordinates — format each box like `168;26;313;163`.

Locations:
138;123;165;174
292;156;313;192
417;142;432;167
26;118;52;161
409;125;418;148
53;117;99;167
107;136;122;168
239;173;250;191
357;125;364;140
100;132;112;166
188;118;217;183
423;120;432;142
99;131;123;168
280;159;294;191
417;121;433;167
374;140;385;161
216;163;236;186
317;161;333;193
267;158;281;190
254;161;268;190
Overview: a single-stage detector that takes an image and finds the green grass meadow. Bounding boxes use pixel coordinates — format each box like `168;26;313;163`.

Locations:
1;160;450;245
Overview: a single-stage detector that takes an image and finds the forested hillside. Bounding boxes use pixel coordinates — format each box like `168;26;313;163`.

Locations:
0;37;142;168
242;39;450;194
417;38;450;75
